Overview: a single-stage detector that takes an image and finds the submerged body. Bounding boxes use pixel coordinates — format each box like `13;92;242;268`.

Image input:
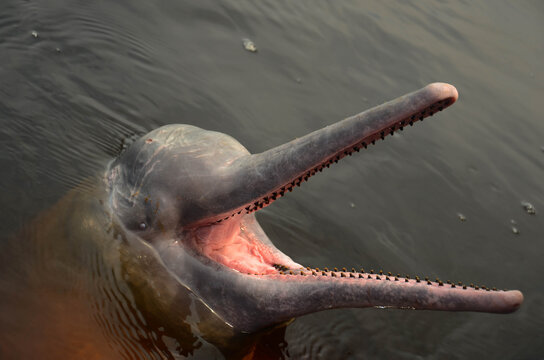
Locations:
1;83;522;358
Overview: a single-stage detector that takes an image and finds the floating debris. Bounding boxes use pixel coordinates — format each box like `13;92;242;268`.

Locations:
521;201;536;215
31;30;38;38
242;38;257;53
457;213;467;222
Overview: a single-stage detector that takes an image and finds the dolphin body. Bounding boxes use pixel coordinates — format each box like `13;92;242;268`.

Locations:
2;83;523;358
106;83;522;333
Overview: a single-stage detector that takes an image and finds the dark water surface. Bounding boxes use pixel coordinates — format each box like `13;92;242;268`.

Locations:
1;1;542;359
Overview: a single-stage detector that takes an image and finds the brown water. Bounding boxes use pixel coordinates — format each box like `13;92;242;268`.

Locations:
0;1;542;359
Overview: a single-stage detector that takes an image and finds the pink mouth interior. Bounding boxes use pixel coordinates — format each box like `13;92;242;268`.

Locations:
188;218;300;275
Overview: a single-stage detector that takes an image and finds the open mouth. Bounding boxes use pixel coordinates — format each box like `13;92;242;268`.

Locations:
125;83;522;333
181;84;521;315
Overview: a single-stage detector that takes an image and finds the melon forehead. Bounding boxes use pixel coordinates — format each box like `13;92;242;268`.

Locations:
146;124;250;157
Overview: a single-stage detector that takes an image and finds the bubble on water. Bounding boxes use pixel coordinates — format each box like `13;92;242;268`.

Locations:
521;201;536;215
242;38;257;53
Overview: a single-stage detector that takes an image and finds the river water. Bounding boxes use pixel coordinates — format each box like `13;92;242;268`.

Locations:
0;1;542;359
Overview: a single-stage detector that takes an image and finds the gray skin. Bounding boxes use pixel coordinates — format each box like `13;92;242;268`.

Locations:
106;83;523;334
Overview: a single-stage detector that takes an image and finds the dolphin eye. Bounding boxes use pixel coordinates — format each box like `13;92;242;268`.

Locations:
139;222;148;230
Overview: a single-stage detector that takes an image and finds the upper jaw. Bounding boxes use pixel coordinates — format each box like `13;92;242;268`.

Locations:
201;83;459;226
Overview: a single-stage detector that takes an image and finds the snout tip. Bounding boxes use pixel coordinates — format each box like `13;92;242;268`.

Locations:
504;290;524;313
425;82;459;106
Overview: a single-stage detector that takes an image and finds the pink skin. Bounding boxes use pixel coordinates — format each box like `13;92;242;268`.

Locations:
110;83;523;333
190;216;300;275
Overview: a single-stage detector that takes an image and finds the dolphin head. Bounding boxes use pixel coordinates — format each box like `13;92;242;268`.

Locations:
106;83;523;333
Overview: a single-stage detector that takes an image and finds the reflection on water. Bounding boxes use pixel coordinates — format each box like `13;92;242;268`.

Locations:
0;1;542;358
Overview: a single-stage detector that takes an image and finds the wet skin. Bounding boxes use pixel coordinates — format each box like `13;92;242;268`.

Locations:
2;83;522;359
106;83;522;335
